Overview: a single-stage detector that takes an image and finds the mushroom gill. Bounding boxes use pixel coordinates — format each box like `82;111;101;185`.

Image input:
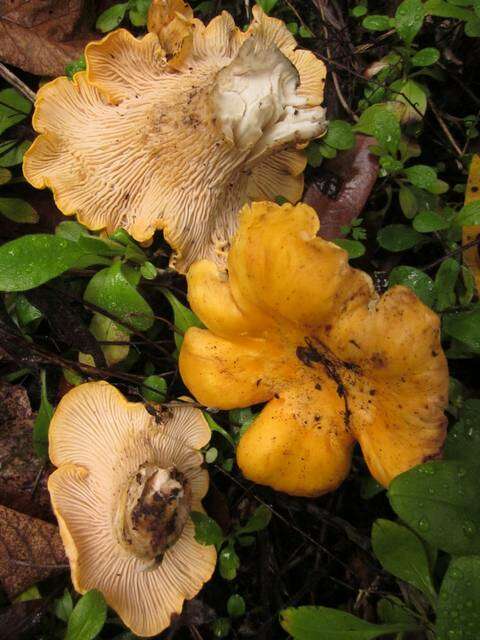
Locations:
23;3;327;273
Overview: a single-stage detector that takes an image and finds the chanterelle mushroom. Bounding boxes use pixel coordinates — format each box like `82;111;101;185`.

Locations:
179;201;449;497
48;381;216;637
23;2;326;272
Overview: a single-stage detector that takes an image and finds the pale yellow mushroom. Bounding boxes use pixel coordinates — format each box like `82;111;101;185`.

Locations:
48;381;216;637
23;3;326;272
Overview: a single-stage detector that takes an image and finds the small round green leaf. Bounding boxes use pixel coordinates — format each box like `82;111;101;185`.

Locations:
191;511;224;548
84;261;154;331
323;120;356;150
389;266;434;307
362;15;392;30
96;3;129;32
395;0;425;42
411;47;440;67
413;210;450;232
377;225;422;251
142;375;167;403
227;594;246;618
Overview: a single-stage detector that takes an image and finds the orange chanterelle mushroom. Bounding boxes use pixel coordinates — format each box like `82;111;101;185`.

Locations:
48;381;216;637
179;202;449;497
23;0;326;272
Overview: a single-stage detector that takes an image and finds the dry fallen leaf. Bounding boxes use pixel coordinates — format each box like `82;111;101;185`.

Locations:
304;135;379;240
0;504;67;599
0;0;97;77
0;600;46;640
0;382;52;521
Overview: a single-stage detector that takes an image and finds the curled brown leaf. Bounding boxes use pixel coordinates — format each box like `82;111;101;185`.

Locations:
304;135;379;240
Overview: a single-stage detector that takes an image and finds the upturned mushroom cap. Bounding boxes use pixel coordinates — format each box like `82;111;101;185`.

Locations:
48;381;216;637
179;201;449;497
23;4;326;273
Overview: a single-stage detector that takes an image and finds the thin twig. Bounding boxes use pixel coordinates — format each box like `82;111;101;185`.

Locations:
423;236;480;272
429;100;463;157
0;62;36;103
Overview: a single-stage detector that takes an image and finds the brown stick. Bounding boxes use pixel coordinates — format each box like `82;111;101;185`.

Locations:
0;62;36;103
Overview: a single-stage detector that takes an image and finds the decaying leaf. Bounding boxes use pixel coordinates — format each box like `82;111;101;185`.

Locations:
463;154;480;293
0;504;67;599
0;600;46;640
304;135;379;240
0;382;52;521
0;0;97;77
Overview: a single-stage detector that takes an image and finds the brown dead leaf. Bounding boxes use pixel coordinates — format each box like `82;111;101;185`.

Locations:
0;600;46;640
0;0;97;77
0;382;52;521
0;504;67;599
304;135;379;240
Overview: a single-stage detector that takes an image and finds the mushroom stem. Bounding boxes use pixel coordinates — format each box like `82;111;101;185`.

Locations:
117;464;192;565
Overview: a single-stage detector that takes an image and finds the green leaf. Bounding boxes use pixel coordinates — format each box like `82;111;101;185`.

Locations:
399;186;418;218
377;597;417;626
456;201;480;225
377;225;423;251
436;556;480;640
191;511;224;548
443;306;480;351
219;541;240;580
395;79;427;122
404;165;438;191
323;120;356;150
140;261;157;280
0;235;90;292
142;375;167;403
0;140;30;167
227;594;246;618
16;294;42;326
0;168;11;185
298;25;313;38
212;618;231;638
355;105;401;154
306;141;323;168
413;210;449;232
362;15;392;31
256;0;279;13
434;258;460;311
237;505;272;534
204;412;235;447
388;266;435;307
0;88;31;135
395;0;425;43
65;590;107;640
96;3;129;32
65;55;86;79
424;0;474;19
84;261;154;332
466;16;480;36
33;370;53;460
55;589;73;623
352;5;368;17
411;47;440;67
371;519;436;604
444;399;480;466
162;289;203;349
280;606;417;639
55;221;90;242
388;461;480;556
0;197;38;223
360;476;385;499
333;239;366;259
